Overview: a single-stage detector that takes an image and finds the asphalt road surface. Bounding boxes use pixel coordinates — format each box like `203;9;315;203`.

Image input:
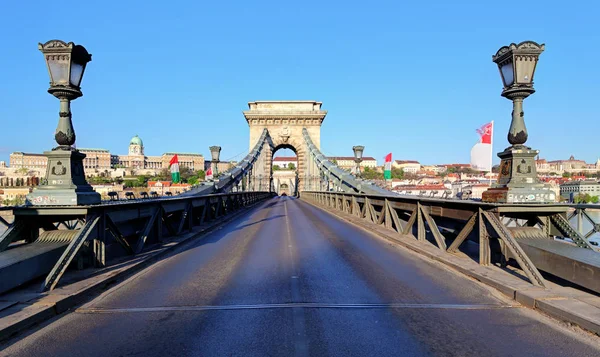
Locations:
2;197;600;356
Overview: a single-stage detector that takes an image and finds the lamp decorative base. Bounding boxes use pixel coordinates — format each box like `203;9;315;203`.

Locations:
482;145;556;204
26;149;100;206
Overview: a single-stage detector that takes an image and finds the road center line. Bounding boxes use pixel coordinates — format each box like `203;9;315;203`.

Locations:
284;199;309;357
76;303;520;314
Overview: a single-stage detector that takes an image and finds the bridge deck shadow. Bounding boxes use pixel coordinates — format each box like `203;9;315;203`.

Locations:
0;198;280;329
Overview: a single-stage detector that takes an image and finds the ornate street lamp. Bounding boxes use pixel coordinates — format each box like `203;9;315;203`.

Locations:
493;41;544;146
209;146;221;178
27;40;100;206
482;41;555;203
353;145;364;178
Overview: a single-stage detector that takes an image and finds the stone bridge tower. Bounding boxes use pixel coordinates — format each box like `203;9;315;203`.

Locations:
243;101;327;192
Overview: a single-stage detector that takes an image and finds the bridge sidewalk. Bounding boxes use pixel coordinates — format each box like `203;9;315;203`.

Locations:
302;198;600;337
0;201;265;343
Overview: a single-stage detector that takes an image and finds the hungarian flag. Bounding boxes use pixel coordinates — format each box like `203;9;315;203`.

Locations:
206;166;213;181
470;121;494;171
169;154;180;183
384;153;392;180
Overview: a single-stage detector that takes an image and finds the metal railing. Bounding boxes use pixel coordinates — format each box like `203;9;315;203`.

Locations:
0;191;273;293
301;191;600;293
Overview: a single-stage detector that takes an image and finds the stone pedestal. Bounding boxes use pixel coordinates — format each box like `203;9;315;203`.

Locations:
482;145;556;203
27;149;101;206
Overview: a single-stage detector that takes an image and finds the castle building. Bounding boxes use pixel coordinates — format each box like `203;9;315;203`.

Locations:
536;155;600;174
113;135;205;172
9;135;205;176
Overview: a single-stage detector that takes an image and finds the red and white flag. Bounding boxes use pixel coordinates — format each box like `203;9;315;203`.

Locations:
470;121;493;171
206;166;213;181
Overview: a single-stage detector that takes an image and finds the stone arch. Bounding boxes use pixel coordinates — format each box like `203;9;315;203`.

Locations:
268;141;301;196
243;101;327;192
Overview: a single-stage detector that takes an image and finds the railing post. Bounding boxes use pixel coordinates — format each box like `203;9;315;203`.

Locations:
417;202;425;241
479;209;491;266
577;209;584;235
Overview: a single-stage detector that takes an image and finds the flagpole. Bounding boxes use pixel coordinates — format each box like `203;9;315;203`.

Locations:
489;121;494;187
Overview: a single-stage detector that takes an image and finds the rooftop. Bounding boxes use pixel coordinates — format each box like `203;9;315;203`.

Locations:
10;152;45;157
328;156;376;161
561;180;600;186
79;148;109;152
273;156;298;161
162;152;203;157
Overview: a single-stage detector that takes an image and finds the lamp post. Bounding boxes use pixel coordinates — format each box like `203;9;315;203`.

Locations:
482;41;555;203
352;145;364;178
209;146;221;180
27;40;100;206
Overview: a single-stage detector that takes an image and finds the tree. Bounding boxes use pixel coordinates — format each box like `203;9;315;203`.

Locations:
288;163;296;170
331;159;338;165
362;167;383;180
124;180;136;188
273;165;281;171
179;166;193;181
591;196;599;204
156;168;170;180
391;168;404;179
16;167;29;176
574;193;594;204
562;172;572;178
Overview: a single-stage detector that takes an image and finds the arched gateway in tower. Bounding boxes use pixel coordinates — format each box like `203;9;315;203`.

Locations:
243;101;327;193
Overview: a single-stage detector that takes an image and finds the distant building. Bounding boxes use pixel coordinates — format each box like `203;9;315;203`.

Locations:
441;163;471;171
537;155;600;174
462;184;490;200
79;148;112;172
0;161;6;168
393;160;421;174
9;152;47;171
0;187;31;202
421;165;446;174
116;136;204;171
9;134;205;176
147;181;191;195
329;156;377;171
273;156;298;169
560;180;600;199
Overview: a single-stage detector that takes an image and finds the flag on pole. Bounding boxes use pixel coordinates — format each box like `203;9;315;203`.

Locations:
169;154;180;184
384;153;392;180
206;166;213;181
470;121;494;172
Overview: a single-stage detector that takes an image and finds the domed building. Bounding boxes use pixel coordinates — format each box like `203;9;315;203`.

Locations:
111;135;205;173
9;134;206;177
129;135;144;156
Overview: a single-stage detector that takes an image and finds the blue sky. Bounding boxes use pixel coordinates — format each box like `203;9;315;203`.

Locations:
0;1;598;166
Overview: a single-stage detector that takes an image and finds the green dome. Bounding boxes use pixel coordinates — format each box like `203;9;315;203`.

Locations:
130;135;143;146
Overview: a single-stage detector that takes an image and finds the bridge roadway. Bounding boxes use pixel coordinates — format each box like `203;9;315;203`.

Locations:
2;197;600;356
